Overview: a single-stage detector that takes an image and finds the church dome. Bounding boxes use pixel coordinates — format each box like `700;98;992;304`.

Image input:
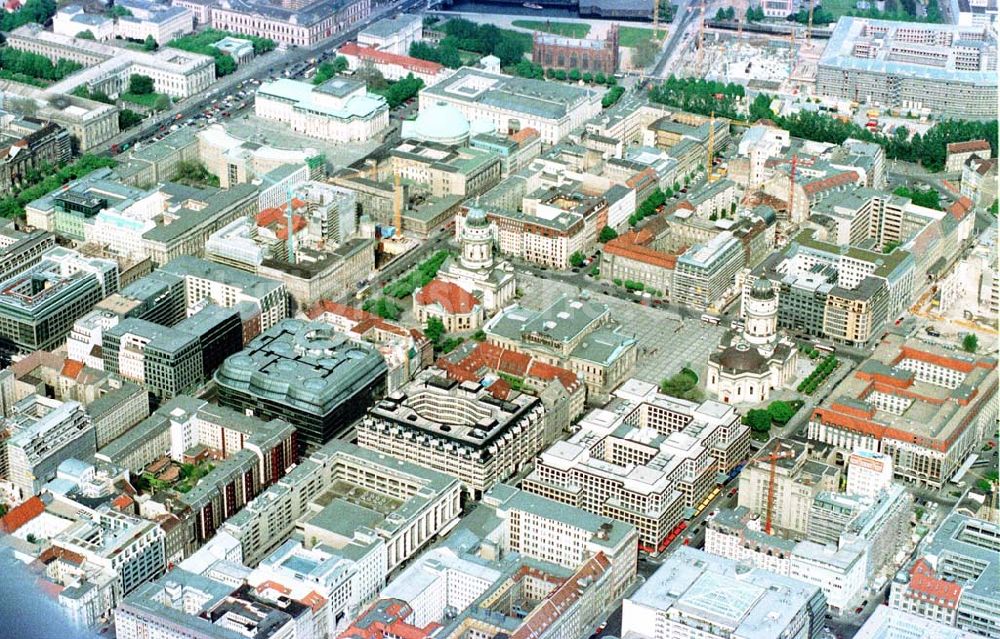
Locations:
402;102;470;145
750;277;775;300
466;206;489;228
713;343;767;373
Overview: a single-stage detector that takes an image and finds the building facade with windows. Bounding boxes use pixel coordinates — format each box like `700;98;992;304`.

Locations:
522;379;749;549
360;371;546;499
808;334;998;488
256;77;389;143
0;247;118;352
816;18;997;118
214;319;388;453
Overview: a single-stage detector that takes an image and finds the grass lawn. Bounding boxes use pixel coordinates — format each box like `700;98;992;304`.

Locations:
817;0;857;18
458;50;481;65
619;25;667;47
121;92;163;108
511;19;591;38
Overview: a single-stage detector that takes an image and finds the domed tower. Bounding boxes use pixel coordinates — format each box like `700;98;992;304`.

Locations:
460;207;494;271
742;277;778;346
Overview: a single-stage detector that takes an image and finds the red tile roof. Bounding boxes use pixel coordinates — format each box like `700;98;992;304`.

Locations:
257;199;307;241
436;341;581;397
908;558;961;608
112;494;134;511
948;196;973;221
306;299;374;323
802;171;859;196
339;599;441;639
414;279;479;315
946;140;991;155
510;127;540;145
60;358;85;380
604;228;682;270
338;42;444;75
305;299;426;342
626;168;657;191
1;496;44;534
510;554;611;639
38;546;86;566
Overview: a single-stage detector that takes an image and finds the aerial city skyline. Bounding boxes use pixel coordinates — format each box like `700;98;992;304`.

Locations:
0;0;994;637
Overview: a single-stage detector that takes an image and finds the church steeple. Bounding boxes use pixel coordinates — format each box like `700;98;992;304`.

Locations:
460;207;493;271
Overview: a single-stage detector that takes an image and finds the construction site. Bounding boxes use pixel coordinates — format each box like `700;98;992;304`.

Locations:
670;1;828;96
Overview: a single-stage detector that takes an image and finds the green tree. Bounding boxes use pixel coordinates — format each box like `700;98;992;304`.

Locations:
332;55;349;73
425;316;446;344
602;86;625;108
128;74;155;95
153;94;171;112
26;533;38;544
767;400;795;424
594;72;606;84
599;225;618;242
118;108;144;129
962;333;978;353
76;30;95;39
215;54;237;77
660;368;702;402
569;251;585;267
472;329;486;342
494;38;527;66
744;409;772;432
143;35;157;51
108;4;132;17
568;68;582;82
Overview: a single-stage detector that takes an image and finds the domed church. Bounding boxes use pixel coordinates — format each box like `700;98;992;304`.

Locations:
706;276;798;404
435;205;515;313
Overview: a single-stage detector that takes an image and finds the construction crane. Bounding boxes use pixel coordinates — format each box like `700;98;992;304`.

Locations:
653;0;660;38
706;111;716;182
764;446;796;534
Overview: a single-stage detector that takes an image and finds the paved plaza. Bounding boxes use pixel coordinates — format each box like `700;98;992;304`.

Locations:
517;273;726;386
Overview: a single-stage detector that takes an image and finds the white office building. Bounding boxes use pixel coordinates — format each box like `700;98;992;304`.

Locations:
255;78;389;143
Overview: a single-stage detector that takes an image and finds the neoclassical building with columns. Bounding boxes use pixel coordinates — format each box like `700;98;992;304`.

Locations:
707;276;798;404
436;205;516;313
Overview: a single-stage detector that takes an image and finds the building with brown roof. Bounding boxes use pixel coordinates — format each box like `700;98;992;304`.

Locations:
808;334;998;488
960;156;997;208
600;216;680;297
946;139;992;172
436;340;586;442
413;278;484;332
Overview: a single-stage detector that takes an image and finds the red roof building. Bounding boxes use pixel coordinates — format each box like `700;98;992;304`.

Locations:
1;496;44;534
339;599;440;639
337;43;446;82
413;279;483;332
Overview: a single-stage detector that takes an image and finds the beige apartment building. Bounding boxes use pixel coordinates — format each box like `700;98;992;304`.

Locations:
738;438;842;537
